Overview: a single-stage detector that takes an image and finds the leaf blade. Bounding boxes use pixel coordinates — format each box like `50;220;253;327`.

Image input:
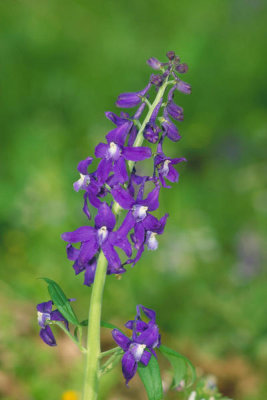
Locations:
138;354;163;400
41;277;79;326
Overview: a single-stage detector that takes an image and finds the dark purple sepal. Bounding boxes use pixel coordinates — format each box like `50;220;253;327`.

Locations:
116;83;151;108
40;325;57;346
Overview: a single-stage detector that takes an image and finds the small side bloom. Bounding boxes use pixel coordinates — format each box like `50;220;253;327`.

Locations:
112;305;161;385
37;301;69;346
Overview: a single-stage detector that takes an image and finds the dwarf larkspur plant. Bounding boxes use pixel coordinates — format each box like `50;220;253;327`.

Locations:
37;51;195;400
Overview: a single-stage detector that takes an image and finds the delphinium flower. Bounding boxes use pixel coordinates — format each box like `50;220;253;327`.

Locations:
37;51;193;400
112;305;161;384
36;300;69;346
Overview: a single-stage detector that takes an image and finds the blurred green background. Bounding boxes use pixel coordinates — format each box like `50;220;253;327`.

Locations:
0;0;267;399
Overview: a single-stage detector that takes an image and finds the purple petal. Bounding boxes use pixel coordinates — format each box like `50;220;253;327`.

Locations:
125;320;148;332
95;143;109;158
128;125;138;147
66;244;79;261
40;325;56;346
125;243;145;267
133;102;146;120
167;165;179;182
155;213;168;235
176;80;191;94
136;324;160;348
61;226;96;243
37;301;52;314
78;236;98;264
105;111;128;126
166;101;184;121
102;240;121;270
116;93;141;108
84;258;97;287
123;146;152;162
87;187;102;209
95;203;116;231
50;310;68;328
73;259;85;275
109;231;132;257
132;223;145;249
96;158;113;184
112;329;131;351
138;305;156;322
140;349;152;366
111;187;134;210
106;122;131;146
121;351;138;384
116;211;136;237
82;193;91;220
143;214;161;231
116;83;151;108
147;57;162;70
141;187;160;211
77;157;93;175
162;119;181;142
113;156;128;183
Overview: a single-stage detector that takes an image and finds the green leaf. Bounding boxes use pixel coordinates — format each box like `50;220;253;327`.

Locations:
138;354;163;400
41;278;79;326
101;320;122;332
159;345;196;388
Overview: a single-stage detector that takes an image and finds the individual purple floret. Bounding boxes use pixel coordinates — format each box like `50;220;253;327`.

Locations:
112;305;161;384
176;80;191;95
126;213;168;267
116;82;151;108
161;108;181;142
147;57;162;70
95;123;152;184
37;301;69;346
111;186;162;248
61;202;132;271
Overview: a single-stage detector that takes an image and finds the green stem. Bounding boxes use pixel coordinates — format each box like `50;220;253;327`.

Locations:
82;251;108;400
52;322;86;353
128;77;170;172
100;346;120;359
81;75;171;400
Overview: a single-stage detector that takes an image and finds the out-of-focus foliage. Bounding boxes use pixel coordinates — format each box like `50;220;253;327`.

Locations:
0;0;266;399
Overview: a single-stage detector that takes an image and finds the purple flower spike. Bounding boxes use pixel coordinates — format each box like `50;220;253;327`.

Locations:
176;80;191;94
116;83;151;108
147;57;162;70
112;305;161;385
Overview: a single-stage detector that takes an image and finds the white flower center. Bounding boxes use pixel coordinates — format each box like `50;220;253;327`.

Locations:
160;159;171;175
130;343;146;361
98;226;108;243
80;173;90;186
147;232;158;250
132;205;148;220
109;142;119;157
37;311;50;326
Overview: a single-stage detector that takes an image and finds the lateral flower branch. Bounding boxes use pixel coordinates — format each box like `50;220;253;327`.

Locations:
36;51;194;400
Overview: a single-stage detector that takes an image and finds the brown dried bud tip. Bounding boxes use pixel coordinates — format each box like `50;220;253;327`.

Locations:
166;51;175;60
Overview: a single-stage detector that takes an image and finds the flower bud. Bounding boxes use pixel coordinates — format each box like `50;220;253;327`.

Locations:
176;63;188;73
166;51;175;60
147;57;162;70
